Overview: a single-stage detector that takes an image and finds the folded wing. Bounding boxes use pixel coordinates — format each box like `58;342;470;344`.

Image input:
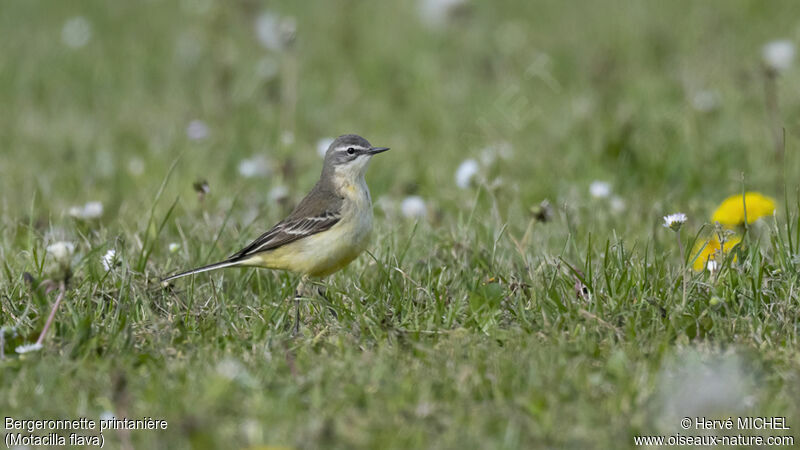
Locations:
230;210;341;259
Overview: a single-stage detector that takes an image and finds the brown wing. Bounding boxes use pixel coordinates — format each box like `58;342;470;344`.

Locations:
230;211;340;259
229;182;343;260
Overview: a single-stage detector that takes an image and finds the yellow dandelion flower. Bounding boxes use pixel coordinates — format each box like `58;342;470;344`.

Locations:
691;235;742;271
711;192;776;227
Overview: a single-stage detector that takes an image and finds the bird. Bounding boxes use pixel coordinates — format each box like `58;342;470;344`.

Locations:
162;134;389;333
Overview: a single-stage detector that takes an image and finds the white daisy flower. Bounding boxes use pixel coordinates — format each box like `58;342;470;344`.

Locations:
316;137;335;157
83;201;103;218
168;242;181;253
269;185;289;203
61;16;92;49
237;155;272;178
255;12;296;51
16;342;43;354
69;201;103;220
762;40;795;72
662;213;687;231
401;196;427;219
255;13;281;50
455;159;479;189
418;0;467;27
46;241;75;265
216;357;245;381
101;249;118;272
589;181;611;199
280;130;295;146
127;157;145;176
186;120;209;141
610;196;626;213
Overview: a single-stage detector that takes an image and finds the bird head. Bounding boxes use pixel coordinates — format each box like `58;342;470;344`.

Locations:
323;134;389;181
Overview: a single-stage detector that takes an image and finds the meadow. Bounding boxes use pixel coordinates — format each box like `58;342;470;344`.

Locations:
1;1;800;448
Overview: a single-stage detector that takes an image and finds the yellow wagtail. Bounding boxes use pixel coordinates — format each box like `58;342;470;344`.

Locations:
162;134;389;331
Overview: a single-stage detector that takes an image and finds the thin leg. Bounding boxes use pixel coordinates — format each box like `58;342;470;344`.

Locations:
292;276;309;336
293;289;300;336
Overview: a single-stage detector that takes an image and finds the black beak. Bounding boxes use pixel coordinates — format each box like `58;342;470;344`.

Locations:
368;147;390;155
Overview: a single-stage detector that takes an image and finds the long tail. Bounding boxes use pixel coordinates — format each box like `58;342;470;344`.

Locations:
161;258;243;283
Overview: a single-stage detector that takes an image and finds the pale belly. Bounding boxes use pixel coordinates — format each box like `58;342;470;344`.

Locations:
243;187;373;277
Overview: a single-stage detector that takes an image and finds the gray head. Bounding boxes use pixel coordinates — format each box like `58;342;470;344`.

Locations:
322;134;389;180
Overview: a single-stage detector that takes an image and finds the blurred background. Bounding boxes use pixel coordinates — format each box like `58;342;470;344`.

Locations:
2;1;800;448
2;0;799;235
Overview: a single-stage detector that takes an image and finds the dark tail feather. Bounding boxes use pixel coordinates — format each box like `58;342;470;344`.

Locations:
161;259;243;283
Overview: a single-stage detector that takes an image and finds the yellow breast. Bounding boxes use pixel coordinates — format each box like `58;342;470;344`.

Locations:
243;178;373;277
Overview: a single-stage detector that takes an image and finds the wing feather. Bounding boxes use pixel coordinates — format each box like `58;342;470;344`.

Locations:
230;211;340;259
229;179;343;261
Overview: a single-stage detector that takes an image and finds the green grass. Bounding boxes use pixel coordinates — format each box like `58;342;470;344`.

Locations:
2;0;800;448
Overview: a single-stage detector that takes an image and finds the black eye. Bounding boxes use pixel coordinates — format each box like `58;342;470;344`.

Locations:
346;147;356;155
